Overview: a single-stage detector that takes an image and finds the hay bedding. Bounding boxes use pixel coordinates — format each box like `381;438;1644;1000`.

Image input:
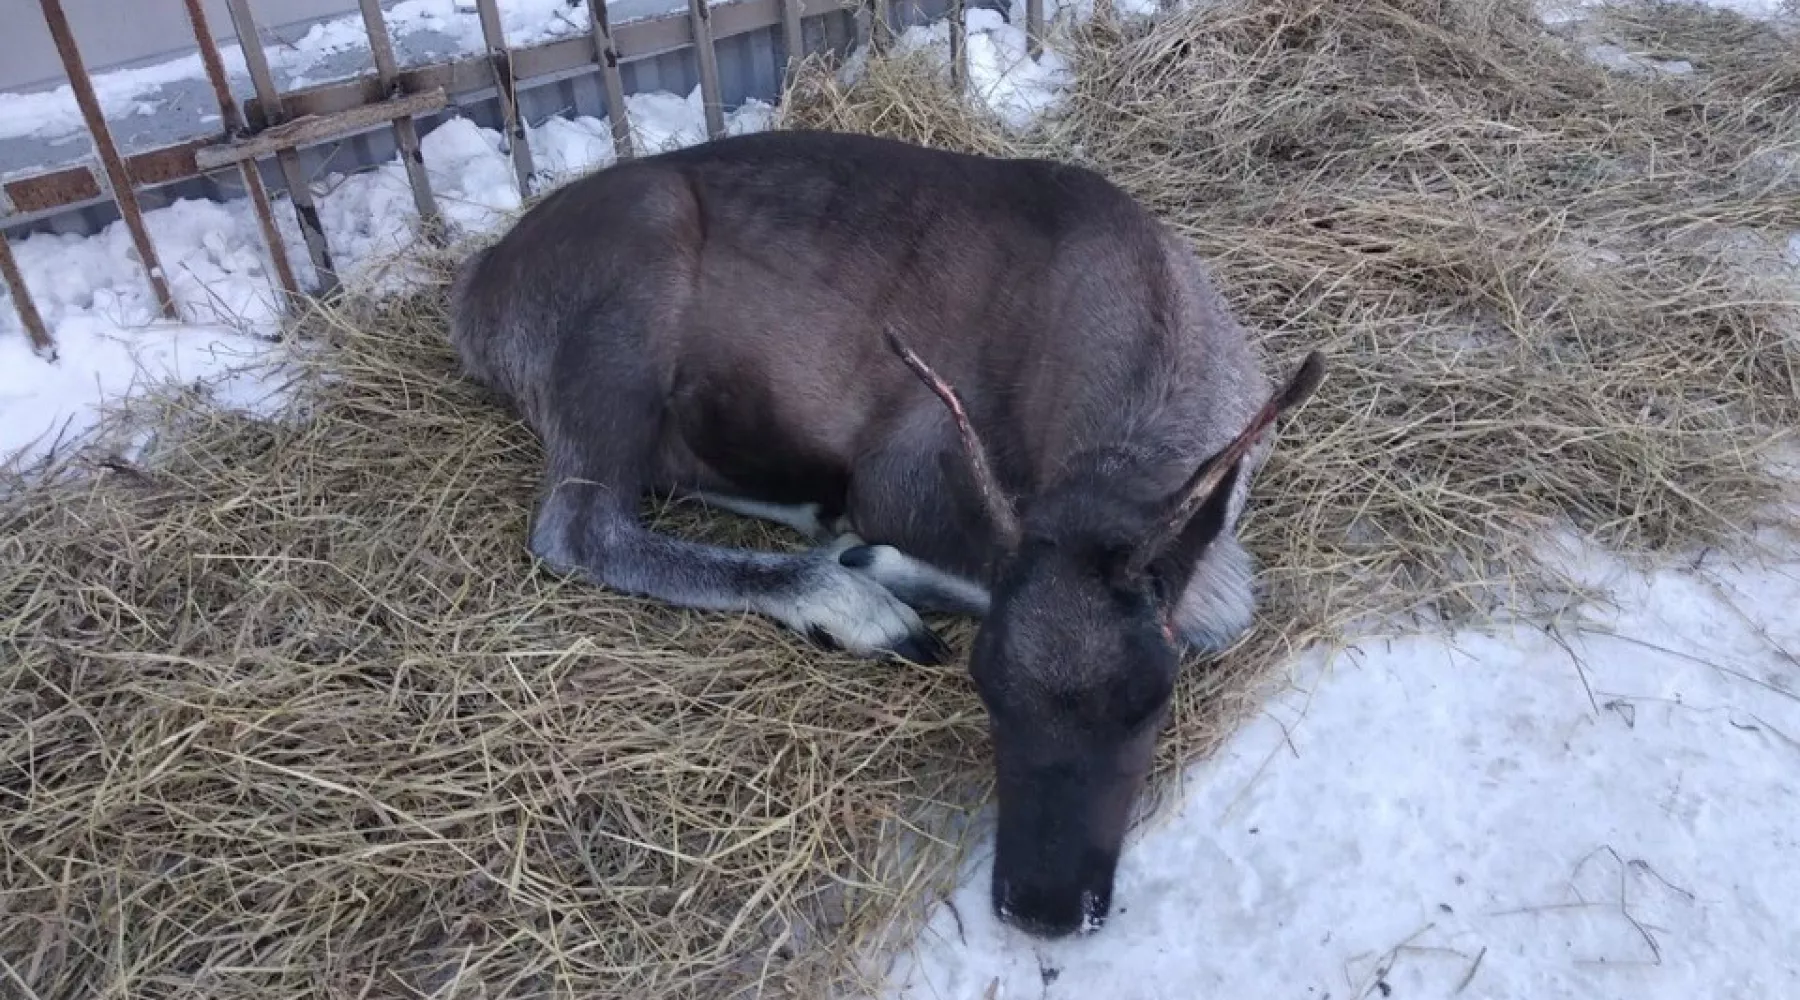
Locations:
4;1;1798;997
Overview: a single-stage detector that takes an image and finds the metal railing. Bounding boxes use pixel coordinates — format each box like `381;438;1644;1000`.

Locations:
1;0;993;354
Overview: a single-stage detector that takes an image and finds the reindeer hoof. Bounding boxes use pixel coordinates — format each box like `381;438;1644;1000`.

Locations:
837;544;878;570
887;628;952;667
779;553;946;664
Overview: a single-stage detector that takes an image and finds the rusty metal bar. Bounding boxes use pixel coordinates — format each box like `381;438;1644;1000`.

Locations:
224;0;339;295
5;139;209;217
195;89;449;169
38;0;178;321
241;0;839;127
5;0;851;225
949;0;966;91
357;0;444;238
181;0;299;302
184;0;246;135
587;0;635;161
687;0;727;139
1026;0;1043;58
0;231;53;355
779;0;805;85
474;0;537;196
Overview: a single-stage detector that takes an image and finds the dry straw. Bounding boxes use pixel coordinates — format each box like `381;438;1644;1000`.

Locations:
4;1;1798;996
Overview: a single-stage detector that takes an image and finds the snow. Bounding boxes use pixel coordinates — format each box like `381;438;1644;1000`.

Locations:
0;1;608;145
1543;0;1797;25
2;84;771;470
837;0;1107;133
880;523;1800;999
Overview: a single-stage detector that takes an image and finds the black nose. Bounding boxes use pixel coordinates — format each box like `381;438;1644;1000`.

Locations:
994;878;1110;939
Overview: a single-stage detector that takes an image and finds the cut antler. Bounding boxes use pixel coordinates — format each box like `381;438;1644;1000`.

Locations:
885;328;1023;549
1126;351;1326;579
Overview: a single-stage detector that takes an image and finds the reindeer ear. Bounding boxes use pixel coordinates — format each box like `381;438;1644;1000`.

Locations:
1142;455;1243;605
1124;351;1325;583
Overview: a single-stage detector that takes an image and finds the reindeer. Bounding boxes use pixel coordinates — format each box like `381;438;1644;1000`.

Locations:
448;128;1323;939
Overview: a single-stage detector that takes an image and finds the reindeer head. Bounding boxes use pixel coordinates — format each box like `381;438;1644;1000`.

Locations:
888;332;1324;939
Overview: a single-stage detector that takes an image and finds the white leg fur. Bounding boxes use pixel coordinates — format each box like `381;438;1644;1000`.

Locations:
1172;533;1258;654
694;492;830;539
838;541;991;616
758;532;949;661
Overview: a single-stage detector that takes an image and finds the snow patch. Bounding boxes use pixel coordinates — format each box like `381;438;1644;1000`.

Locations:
881;526;1800;999
841;7;1078;132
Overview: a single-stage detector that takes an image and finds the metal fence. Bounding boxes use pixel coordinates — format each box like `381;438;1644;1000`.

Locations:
1;0;1036;355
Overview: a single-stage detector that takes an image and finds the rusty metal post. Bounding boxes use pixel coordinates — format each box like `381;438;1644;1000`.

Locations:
181;0;300;302
949;0;967;91
357;0;444;240
0;229;54;355
225;0;338;295
686;0;727;139
779;0;805;86
38;0;178;321
586;0;635;162
1026;0;1044;58
475;0;538;196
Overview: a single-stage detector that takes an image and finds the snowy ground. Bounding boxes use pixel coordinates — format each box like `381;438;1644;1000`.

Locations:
880;522;1800;999
3;1;1799;997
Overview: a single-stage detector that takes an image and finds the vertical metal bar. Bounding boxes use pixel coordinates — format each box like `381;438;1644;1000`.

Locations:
823;6;850;60
779;0;805;86
182;0;300;302
474;0;538;196
185;0;246;136
38;0;178;321
872;0;891;53
586;0;635;161
949;0;967;91
686;0;727;140
0;230;54;355
224;0;338;295
357;0;444;239
1026;0;1044;58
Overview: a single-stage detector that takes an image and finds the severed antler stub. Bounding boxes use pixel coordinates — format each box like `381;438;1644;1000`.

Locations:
885;328;1024;549
1124;350;1327;580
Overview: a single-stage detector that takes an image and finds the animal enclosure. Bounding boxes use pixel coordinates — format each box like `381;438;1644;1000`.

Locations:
0;0;1055;354
2;1;1799;998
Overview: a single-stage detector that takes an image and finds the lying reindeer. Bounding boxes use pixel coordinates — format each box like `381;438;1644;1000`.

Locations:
449;128;1323;939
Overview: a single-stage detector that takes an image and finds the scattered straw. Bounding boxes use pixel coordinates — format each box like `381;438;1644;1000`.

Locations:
5;1;1799;997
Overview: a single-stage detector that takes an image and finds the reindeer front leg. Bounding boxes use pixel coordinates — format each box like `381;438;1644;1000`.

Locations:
836;541;992;617
687;492;991;619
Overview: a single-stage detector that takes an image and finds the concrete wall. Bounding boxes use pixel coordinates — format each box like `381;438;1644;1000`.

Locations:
3;0;363;93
